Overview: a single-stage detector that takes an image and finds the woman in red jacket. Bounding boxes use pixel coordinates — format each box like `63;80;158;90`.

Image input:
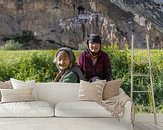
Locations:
78;34;112;82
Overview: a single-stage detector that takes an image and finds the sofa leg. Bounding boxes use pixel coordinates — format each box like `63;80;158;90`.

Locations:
130;122;135;130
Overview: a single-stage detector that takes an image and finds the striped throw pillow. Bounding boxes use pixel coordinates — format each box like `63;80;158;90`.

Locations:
0;81;13;101
1;88;34;103
78;80;106;102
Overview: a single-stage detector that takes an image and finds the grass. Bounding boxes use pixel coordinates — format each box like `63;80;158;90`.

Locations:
0;50;54;63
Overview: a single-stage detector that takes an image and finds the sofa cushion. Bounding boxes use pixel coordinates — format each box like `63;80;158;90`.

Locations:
55;101;112;117
103;79;122;100
1;88;34;103
78;80;106;102
0;101;54;117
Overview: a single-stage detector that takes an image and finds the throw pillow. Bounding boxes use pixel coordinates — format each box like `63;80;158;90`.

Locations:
102;79;122;100
1;88;34;103
78;80;106;102
10;78;37;100
0;81;13;89
10;78;35;89
0;81;13;101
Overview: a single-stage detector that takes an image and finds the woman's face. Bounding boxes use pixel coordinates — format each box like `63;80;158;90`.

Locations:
88;42;101;53
56;51;70;71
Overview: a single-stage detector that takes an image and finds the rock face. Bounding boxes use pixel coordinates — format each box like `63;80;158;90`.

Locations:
109;0;163;48
0;0;162;49
110;0;163;32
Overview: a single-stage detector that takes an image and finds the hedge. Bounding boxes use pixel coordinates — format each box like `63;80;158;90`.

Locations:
0;46;162;113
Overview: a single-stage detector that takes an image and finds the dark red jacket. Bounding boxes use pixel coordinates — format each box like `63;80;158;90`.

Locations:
78;50;112;81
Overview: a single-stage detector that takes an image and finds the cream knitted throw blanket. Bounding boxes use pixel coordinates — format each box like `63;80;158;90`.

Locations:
98;93;132;119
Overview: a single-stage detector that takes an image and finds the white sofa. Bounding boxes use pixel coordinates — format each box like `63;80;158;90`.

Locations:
0;82;133;130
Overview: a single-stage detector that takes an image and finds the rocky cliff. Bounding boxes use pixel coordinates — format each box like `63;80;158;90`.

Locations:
0;0;162;49
109;0;163;48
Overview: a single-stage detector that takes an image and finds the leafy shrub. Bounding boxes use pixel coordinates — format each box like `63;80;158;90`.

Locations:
2;30;35;47
20;30;35;45
78;42;87;50
0;50;57;82
0;40;23;50
14;53;57;82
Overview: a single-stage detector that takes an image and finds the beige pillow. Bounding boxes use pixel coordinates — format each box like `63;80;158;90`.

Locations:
10;78;35;89
78;80;106;102
1;88;34;103
0;81;13;89
102;79;122;100
0;81;13;101
10;78;37;100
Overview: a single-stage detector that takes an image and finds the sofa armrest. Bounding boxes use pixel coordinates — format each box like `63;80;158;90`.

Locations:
123;101;132;121
119;88;133;123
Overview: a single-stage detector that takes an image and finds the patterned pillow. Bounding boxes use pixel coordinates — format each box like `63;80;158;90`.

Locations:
102;79;122;100
0;81;13;101
1;88;34;103
78;80;106;102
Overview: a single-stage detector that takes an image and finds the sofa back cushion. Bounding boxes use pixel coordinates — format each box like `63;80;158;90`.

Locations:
34;82;126;105
35;82;79;105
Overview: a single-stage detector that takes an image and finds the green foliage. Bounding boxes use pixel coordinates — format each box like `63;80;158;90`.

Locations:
0;50;57;82
78;43;87;50
0;46;162;113
2;30;35;47
15;52;57;82
103;45;163;113
20;30;35;45
0;40;23;50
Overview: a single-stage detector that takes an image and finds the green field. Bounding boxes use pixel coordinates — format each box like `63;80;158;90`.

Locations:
0;50;55;63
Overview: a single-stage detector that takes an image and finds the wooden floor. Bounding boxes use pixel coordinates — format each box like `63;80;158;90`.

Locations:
134;122;163;130
133;114;163;130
